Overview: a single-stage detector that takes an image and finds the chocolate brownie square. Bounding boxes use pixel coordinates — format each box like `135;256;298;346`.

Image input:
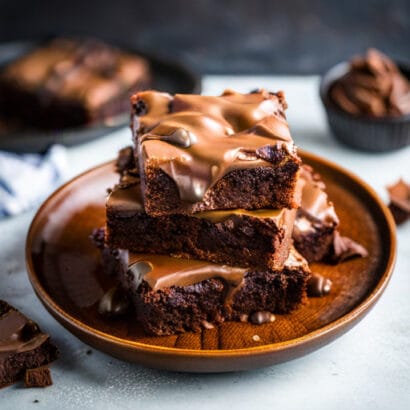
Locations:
105;172;297;270
131;89;301;216
0;301;59;389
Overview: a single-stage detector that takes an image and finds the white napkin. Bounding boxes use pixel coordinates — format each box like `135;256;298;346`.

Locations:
0;145;67;218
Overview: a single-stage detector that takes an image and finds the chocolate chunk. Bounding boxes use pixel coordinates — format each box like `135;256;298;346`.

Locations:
249;311;275;325
330;231;368;263
0;300;59;389
307;273;332;297
115;146;136;175
24;367;53;388
387;179;410;225
133;99;148;116
98;286;130;317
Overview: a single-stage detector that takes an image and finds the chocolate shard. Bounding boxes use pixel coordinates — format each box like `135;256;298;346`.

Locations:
329;231;368;264
24;367;53;388
387;178;410;225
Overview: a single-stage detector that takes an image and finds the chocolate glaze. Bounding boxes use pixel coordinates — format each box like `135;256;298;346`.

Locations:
126;246;306;293
0;306;48;359
132;89;299;202
294;165;339;236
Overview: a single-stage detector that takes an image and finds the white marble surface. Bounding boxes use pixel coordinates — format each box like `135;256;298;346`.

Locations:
1;76;409;410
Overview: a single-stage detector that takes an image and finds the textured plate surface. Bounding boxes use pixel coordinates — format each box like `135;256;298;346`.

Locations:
0;40;201;153
25;151;396;372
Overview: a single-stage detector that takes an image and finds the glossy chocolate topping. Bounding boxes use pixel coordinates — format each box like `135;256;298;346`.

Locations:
330;48;410;117
126;246;306;293
0;306;48;358
128;254;247;292
132;89;298;202
295;165;339;232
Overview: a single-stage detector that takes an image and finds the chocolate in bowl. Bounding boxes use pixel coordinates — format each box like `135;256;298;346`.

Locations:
320;61;410;152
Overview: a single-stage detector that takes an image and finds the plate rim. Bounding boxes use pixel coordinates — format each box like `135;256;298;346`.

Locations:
25;149;397;360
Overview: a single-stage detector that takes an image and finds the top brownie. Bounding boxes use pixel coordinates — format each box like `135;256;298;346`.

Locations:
0;37;150;129
131;89;301;216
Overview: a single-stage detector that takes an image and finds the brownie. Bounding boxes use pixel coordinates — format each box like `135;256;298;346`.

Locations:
293;165;339;262
131;89;302;216
105;170;298;270
119;247;310;336
0;37;151;129
0;300;59;389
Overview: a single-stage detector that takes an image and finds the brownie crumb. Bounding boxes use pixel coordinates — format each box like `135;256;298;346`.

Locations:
387;178;410;225
33;400;39;403
24;367;53;388
86;349;93;355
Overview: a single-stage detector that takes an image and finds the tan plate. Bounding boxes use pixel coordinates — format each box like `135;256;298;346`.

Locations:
26;150;396;373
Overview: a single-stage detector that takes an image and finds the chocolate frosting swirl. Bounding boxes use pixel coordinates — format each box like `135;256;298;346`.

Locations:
330;48;410;117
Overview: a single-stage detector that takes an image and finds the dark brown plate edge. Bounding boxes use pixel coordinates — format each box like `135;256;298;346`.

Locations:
24;150;397;372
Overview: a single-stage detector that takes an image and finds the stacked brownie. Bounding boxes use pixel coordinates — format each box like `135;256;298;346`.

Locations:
96;89;319;336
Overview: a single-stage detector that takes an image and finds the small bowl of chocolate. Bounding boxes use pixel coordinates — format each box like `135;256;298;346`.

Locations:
320;49;410;152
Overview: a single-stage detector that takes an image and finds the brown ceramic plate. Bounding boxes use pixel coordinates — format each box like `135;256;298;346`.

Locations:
25;150;396;373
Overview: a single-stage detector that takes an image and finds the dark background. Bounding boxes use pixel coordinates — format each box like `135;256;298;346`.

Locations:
0;0;408;74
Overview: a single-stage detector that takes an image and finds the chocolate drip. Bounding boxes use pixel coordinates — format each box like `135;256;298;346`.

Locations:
307;273;332;297
0;307;48;358
98;286;130;317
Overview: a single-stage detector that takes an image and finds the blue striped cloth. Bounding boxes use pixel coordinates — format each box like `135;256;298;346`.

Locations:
0;145;67;218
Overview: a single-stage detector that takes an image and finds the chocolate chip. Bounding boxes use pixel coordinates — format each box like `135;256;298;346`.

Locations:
307;273;332;297
133;99;148;116
249;311;275;325
98;286;130;317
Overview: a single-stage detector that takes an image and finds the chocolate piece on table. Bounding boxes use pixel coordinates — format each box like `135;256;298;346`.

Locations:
387;178;410;225
292;165;339;262
330;48;410;118
307;273;332;297
24;366;53;388
131;89;302;216
0;37;151;129
98;245;309;336
329;231;369;264
105;171;298;270
0;300;59;389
